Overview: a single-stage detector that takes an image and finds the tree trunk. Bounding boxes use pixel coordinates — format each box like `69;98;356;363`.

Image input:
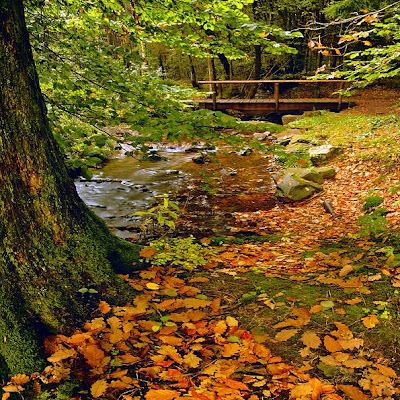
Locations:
0;0;140;374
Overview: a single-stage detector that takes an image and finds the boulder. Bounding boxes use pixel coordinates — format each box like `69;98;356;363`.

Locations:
316;166;336;179
284;142;310;155
274;173;322;202
308;145;341;165
253;131;271;141
284;168;324;184
282;114;303;125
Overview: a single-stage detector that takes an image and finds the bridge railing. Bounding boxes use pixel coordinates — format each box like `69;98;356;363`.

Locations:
197;79;350;111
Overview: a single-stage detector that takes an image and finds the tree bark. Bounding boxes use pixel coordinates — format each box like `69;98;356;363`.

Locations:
0;0;140;374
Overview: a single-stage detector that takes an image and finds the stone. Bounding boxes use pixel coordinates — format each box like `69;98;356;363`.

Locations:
271;129;303;146
284;143;310;155
284;168;324;184
289;134;311;146
302;110;322;118
308;145;341;165
192;153;210;164
274;174;323;202
316;166;336;179
253;131;271;141
282;114;303;125
238;148;253;156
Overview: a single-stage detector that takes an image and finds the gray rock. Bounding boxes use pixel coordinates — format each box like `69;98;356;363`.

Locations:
309;145;341;166
316;166;336;179
284;143;310;155
253;131;271;141
274;174;323;202
282;114;303;125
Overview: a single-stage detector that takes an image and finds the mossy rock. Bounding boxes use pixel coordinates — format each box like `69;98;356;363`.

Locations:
274;174;323;202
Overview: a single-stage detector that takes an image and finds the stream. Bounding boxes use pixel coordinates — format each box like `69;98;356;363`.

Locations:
75;144;195;239
76;142;276;241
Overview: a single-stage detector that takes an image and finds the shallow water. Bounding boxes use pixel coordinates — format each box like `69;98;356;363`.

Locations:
75;145;194;238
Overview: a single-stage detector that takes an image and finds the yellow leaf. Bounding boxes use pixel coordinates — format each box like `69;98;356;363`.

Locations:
2;393;10;400
226;316;238;327
90;380;108;398
146;283;160;290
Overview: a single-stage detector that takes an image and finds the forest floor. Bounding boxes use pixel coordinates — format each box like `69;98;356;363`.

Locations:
5;87;400;400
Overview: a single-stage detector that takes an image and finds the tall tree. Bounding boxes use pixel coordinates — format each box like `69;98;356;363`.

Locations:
0;0;140;374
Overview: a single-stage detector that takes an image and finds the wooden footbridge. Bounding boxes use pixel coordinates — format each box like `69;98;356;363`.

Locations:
197;80;353;115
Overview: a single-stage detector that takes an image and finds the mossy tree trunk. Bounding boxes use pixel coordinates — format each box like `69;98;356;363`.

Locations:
0;0;140;375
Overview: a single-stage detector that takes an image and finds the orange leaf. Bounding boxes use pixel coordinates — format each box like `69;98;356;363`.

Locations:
183;352;202;368
310;305;323;314
2;386;22;393
90;380;108;398
10;374;30;386
214;320;227;335
99;301;111;314
275;329;298;342
79;345;105;368
2;393;10;400
158;345;183;363
220;378;249;391
337;385;369;400
376;364;397;377
324;336;342;352
145;389;180;400
47;347;76;363
301;332;321;349
362;314;379;328
222;343;240;357
140;247;156;258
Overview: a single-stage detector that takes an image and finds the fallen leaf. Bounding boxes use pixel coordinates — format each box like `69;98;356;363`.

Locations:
91;380;108;398
324;336;342;352
140;247;156;258
362;314;379;329
275;329;298;342
301;331;321;349
183;352;202;368
337;385;369;400
145;389;180;400
99;301;111;314
146;283;160;290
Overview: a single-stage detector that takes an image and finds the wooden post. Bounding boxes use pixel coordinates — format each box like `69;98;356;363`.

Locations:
218;83;223;99
338;81;345;111
207;51;217;111
274;83;280;111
